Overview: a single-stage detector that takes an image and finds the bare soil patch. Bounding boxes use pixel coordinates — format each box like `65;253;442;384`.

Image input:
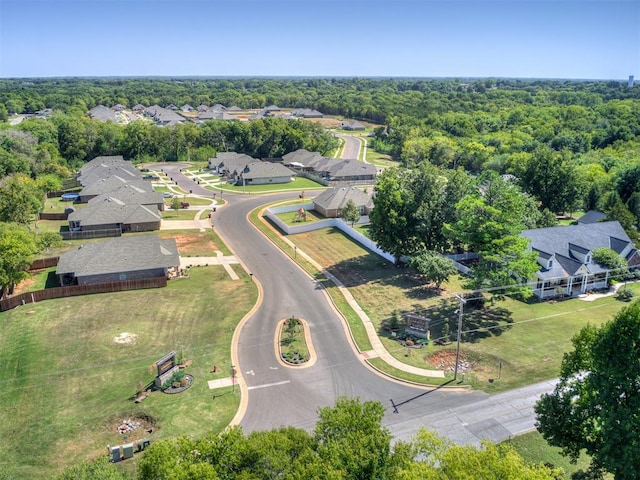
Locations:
426;349;476;373
171;233;218;254
112;332;138;345
12;276;37;295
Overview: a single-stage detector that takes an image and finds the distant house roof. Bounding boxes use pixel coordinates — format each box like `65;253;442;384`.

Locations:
265;105;281;111
282;149;325;166
578;210;608;225
197;104;209;112
211;152;257;175
522;221;638;278
240;162;294;180
56;235;179;277
328;159;377;180
291;108;323;118
180;104;194;112
78;164;142;187
198;111;236;121
341;120;366;130
79;177;151;197
89;183;164;207
132;104;146;112
111;104;127;111
88;105;118;122
79;155;127;176
313;186;372;211
68;197;161;228
227;105;242;111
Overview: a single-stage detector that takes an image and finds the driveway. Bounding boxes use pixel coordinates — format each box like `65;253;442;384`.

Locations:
336;134;361;160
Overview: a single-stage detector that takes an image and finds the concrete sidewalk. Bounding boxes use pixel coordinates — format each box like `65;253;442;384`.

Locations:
180;252;240;280
279;235;445;379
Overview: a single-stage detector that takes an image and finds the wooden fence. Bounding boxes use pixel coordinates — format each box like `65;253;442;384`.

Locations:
28;257;59;271
39;212;69;221
0;277;167;312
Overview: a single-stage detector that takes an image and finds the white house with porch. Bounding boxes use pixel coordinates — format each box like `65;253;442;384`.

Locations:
522;221;639;299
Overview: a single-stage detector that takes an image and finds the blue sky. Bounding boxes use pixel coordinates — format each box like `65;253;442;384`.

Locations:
1;0;638;79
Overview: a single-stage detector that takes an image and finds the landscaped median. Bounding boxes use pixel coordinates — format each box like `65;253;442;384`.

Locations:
275;316;316;368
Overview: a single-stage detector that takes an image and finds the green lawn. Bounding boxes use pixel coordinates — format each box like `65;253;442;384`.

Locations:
505;431;609;479
275;208;326;225
162;208;200;220
0;265;256;478
287;226;640;391
220;177;325;194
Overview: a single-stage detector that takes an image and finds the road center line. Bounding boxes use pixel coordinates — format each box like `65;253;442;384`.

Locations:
247;380;291;390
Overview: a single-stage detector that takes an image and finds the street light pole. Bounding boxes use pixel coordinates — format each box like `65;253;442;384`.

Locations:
453;293;466;382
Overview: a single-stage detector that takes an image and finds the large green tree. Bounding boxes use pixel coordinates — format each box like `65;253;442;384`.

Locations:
0;222;39;296
408;250;457;289
535;300;640;479
0;174;43;225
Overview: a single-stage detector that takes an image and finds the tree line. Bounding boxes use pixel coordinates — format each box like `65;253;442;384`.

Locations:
58;397;562;480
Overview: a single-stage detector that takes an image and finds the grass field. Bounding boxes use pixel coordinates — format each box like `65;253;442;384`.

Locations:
161;208;201;220
275;208;326;225
0;265;257;478
220;177;325;194
505;431;608;479
287;226;640;391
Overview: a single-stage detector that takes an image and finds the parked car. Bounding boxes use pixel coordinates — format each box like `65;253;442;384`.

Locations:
162;192;173;198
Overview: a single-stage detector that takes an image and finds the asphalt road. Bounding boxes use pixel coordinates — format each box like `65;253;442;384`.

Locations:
160;164;550;445
336;134;361;161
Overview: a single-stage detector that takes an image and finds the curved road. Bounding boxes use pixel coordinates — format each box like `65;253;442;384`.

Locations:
161;164;547;445
336;134;361;160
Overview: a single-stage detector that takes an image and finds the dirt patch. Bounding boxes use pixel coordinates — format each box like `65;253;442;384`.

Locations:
113;332;138;345
426;349;476;372
107;413;158;437
12;276;37;295
172;233;217;254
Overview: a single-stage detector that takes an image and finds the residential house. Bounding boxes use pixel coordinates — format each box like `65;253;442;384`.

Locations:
180;104;194;112
68;197;161;233
291;108;324;118
78;176;151;203
89;183;165;211
341;120;366;131
522;221;639;299
56;235;179;286
327;160;377;183
313;186;373;218
88;105;119;122
237;162;294;186
578;210;608;225
208;152;257;181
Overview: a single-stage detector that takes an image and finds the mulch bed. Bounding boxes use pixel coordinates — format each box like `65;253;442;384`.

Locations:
163;374;194;394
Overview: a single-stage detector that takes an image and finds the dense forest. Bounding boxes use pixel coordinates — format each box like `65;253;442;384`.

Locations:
0;77;639;236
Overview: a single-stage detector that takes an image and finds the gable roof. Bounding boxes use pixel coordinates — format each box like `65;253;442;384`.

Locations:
522;221;637;277
88;105;118;122
56;235;179;277
328;159;377;179
212;152;257;174
241;162;294;180
89;183;164;206
68;197;161;227
313;186;372;210
80;177;151;197
578;210;608;224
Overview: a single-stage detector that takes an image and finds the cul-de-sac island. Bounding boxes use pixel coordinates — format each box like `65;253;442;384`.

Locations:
1;77;639;479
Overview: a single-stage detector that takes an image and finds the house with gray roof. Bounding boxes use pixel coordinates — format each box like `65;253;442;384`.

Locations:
56;235;179;286
237;162;294;186
78;161;141;188
197;111;236;122
328;159;377;183
522;221;639;299
88;105;119;122
89;183;165;211
291;108;324;118
578;210;608;225
208;152;258;181
341;120;366;131
78;176;151;202
68;197;161;233
313;186;373;218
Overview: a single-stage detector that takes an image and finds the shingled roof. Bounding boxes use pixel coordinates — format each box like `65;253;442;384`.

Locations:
313;186;372;211
56;235;179;277
68;197;161;227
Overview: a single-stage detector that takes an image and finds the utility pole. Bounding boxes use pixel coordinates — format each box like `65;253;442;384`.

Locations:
454;293;466;381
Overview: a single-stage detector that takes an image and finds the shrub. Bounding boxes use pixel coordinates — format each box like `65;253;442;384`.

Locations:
616;287;635;302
